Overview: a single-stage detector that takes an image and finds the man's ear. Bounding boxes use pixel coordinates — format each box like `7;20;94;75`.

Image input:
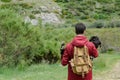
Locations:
84;30;86;35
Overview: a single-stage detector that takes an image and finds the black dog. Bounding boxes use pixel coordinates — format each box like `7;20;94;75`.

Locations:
89;36;101;49
60;36;101;55
89;36;101;60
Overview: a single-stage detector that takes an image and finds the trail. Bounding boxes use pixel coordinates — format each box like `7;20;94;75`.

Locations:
94;61;120;80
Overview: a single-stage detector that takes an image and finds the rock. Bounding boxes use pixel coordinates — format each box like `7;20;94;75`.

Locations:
23;1;63;25
52;6;61;13
40;6;48;12
24;16;39;25
35;14;41;19
31;19;38;26
24;16;31;24
40;13;61;24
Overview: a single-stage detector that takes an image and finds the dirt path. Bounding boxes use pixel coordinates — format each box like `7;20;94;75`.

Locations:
94;61;120;80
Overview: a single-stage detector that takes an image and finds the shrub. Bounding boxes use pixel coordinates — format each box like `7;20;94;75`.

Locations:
93;13;109;19
97;28;120;52
19;3;33;9
0;9;44;67
0;9;74;66
107;20;120;28
96;0;113;3
89;20;105;28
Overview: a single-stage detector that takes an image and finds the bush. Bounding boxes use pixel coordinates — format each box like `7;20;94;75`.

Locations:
89;20;105;28
99;29;120;52
107;20;120;28
93;13;109;19
0;9;73;66
0;9;44;67
96;0;113;3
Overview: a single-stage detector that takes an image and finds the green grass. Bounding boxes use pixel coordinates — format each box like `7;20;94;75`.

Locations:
0;63;67;80
93;52;120;76
0;53;120;80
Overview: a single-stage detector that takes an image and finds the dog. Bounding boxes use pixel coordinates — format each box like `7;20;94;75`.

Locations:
89;36;101;49
89;36;101;60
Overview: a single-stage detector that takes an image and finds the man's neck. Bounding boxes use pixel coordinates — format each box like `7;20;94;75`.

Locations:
77;34;84;36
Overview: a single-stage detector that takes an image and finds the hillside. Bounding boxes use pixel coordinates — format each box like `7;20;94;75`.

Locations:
56;0;120;21
0;0;62;25
55;0;120;28
0;0;120;27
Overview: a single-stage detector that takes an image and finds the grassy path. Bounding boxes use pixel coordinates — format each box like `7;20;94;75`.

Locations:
0;54;120;80
94;61;120;80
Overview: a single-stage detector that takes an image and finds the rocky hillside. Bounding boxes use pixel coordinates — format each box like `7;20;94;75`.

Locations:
0;0;120;27
0;0;62;25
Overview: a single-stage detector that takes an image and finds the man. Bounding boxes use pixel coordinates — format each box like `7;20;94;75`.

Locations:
61;23;98;80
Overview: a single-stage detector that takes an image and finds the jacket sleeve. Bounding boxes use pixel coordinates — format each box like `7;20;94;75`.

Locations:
91;45;98;58
87;42;98;58
61;44;71;66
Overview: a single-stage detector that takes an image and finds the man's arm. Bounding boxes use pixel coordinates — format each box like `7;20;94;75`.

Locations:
61;44;70;66
87;42;99;58
91;45;98;58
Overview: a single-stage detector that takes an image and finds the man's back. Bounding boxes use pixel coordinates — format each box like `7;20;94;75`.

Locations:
61;35;98;80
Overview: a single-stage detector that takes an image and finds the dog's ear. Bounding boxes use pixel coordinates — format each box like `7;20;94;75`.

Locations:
89;36;101;48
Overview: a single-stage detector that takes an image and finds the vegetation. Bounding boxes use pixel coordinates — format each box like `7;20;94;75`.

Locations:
55;0;120;28
0;8;120;67
0;0;120;80
1;0;11;3
0;53;120;80
56;0;120;19
0;9;43;67
93;53;120;72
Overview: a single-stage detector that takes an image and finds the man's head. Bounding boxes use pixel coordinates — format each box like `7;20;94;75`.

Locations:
75;23;86;35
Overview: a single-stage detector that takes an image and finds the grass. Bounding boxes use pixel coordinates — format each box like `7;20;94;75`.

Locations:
0;53;120;80
0;63;67;80
93;52;120;76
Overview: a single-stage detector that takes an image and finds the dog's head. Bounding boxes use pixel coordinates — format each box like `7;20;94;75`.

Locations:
89;36;101;48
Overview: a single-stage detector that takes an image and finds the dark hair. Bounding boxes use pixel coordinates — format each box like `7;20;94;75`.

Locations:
89;36;101;48
75;23;86;34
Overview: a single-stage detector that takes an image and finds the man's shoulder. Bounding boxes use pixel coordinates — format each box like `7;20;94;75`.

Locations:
86;41;94;47
66;42;72;47
65;42;73;49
